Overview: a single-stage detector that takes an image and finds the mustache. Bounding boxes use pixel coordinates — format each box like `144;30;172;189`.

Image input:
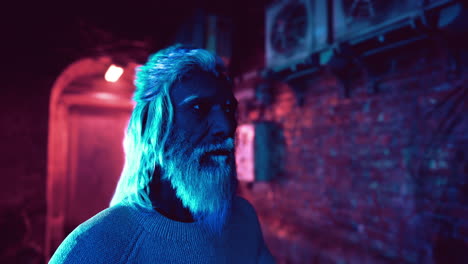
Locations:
165;134;235;162
197;138;235;154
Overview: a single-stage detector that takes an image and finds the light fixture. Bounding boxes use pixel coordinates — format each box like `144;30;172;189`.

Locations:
105;64;124;82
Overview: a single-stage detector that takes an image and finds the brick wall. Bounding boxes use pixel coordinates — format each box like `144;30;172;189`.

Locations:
236;41;468;263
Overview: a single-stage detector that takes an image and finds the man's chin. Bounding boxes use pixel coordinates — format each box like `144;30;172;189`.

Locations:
163;141;237;232
167;162;235;210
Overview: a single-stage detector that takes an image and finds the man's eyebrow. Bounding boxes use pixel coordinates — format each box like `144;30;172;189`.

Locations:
179;95;199;106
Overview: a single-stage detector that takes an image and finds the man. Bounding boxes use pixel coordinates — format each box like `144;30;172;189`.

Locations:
50;45;275;263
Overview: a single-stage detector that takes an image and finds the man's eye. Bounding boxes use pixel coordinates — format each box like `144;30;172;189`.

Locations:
191;103;208;113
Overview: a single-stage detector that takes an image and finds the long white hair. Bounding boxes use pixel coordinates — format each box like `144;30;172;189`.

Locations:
110;44;228;209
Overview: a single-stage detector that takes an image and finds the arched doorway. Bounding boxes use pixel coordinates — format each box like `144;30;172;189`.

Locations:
45;56;138;259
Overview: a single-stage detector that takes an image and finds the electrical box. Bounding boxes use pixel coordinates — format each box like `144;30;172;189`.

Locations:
235;122;283;182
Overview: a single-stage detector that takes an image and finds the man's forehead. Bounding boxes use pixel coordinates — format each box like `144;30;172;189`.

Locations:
171;71;233;103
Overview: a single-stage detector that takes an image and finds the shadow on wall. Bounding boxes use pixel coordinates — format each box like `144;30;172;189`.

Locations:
432;149;468;264
434;234;467;264
0;205;44;264
406;83;468;263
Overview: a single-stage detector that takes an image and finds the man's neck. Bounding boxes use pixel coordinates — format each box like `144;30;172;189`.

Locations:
148;173;195;223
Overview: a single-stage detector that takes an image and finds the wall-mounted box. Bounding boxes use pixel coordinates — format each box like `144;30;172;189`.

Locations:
236;122;284;182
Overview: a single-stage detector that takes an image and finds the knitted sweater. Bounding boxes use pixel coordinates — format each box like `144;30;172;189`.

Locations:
50;196;275;263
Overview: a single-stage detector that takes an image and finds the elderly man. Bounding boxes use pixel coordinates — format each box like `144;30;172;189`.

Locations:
50;45;275;263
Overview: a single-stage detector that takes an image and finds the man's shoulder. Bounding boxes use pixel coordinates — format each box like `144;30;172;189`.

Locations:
233;196;255;212
50;205;142;263
73;204;137;236
231;197;276;263
232;196;260;223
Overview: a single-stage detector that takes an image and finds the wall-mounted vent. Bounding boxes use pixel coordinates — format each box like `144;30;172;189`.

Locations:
332;0;453;43
266;0;328;71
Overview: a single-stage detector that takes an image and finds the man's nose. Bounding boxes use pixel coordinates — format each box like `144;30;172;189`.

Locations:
210;106;237;139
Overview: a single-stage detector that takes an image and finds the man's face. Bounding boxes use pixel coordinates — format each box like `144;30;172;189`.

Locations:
170;70;237;156
162;70;238;232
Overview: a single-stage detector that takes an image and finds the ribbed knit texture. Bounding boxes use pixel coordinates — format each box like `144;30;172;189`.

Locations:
50;196;275;263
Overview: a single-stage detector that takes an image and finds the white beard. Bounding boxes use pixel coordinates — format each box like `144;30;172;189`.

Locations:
163;136;237;234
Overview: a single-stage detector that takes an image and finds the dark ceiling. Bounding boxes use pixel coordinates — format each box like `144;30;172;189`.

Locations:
3;0;269;77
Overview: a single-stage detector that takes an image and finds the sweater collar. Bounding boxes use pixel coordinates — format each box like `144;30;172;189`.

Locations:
128;203;234;242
